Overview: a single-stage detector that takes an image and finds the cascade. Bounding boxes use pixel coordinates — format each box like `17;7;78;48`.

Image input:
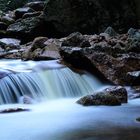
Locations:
0;60;103;104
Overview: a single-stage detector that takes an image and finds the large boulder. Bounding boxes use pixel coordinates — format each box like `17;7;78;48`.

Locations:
60;29;140;85
22;37;61;60
7;15;48;43
77;86;127;106
77;94;121;106
44;0;137;36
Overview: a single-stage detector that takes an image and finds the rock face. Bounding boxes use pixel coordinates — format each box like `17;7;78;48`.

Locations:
77;86;127;106
44;0;137;36
60;29;140;85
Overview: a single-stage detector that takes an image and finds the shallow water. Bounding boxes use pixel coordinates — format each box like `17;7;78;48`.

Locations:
0;59;64;72
0;59;140;140
0;98;140;140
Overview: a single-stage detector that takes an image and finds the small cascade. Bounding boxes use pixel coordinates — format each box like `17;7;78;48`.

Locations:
0;73;45;104
38;68;102;99
0;67;103;104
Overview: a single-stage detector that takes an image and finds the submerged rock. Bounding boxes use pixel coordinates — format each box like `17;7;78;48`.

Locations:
0;69;13;79
77;86;127;106
0;108;30;113
19;95;35;104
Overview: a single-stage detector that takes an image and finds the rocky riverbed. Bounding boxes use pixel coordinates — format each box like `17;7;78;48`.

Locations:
0;0;139;103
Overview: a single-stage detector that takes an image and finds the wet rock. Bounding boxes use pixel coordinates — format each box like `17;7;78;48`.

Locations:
129;86;140;99
0;38;21;50
0;108;30;113
77;86;127;106
60;29;140;85
77;93;121;106
14;7;35;19
19;95;35;104
44;0;137;36
104;86;128;103
127;71;140;85
25;1;45;11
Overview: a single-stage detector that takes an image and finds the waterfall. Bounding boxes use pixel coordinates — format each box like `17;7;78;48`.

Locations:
0;67;102;104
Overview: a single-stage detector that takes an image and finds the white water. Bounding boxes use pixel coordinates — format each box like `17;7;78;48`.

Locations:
0;59;104;104
0;98;140;140
0;59;140;140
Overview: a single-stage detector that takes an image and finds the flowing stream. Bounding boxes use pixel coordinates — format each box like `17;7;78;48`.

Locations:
0;59;103;104
0;59;140;140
